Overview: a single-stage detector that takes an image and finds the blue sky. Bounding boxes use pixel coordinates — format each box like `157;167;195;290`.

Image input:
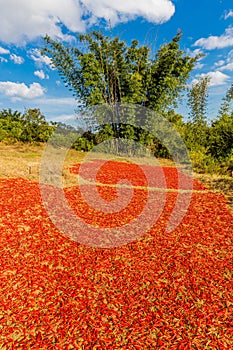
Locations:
0;0;232;124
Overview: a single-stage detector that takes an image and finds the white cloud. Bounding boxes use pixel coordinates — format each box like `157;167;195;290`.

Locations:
0;0;175;44
30;49;54;68
10;54;24;64
52;113;77;122
186;48;205;58
34;70;49;80
0;0;84;44
194;26;233;50
214;50;233;71
0;57;8;63
0;81;46;100
38;97;76;106
186;48;205;69
81;0;175;26
194;62;204;70
196;71;230;86
214;59;225;67
0;46;10;54
219;62;233;71
224;10;233;20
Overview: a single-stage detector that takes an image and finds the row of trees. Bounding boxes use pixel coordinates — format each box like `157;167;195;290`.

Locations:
0;95;232;174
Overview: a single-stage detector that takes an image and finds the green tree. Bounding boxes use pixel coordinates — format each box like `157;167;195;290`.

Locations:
20;108;54;142
187;76;209;124
187;76;210;148
217;83;233;118
207;84;233;160
209;113;233;160
42;30;199;156
0;109;23;141
0;108;22;122
43;30;198;115
145;31;199;114
43;31;150;109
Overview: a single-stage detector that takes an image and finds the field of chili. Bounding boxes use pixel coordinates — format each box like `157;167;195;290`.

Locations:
0;160;233;349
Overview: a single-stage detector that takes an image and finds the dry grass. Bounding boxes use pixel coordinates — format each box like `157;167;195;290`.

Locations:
0;142;84;183
194;173;233;212
0;142;174;184
0;142;45;181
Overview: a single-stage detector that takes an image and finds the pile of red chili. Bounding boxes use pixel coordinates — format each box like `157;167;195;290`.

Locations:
0;161;232;348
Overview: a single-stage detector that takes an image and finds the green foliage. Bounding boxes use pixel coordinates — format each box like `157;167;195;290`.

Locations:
2;31;233;177
43;31;151;108
43;30;198;114
20;109;54;142
95;124;114;144
209;113;233;160
181;121;209;152
42;30;199;159
0;108;54;143
183;81;233;175
188;76;209;124
0;109;23;142
186;76;210;149
217;83;233;118
189;147;220;174
146;31;198;113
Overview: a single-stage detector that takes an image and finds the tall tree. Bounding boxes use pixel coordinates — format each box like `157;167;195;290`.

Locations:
42;30;198;114
42;31;150;109
20;108;54;142
42;30;199;156
218;83;233;117
187;76;210;124
209;114;233;160
209;84;233;160
186;76;210;148
0;109;24;141
145;31;199;113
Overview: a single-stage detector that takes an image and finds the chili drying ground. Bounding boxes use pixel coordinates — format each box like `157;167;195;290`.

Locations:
0;161;232;349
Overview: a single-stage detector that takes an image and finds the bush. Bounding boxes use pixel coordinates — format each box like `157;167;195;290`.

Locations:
209;114;233;160
189;147;221;174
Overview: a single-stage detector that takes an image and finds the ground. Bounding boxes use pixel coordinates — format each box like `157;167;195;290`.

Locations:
1;142;232;211
0;142;232;348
